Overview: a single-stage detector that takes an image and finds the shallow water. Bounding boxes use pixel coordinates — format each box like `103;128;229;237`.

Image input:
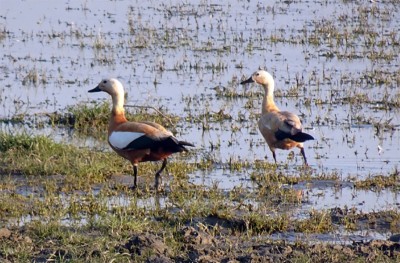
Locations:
268;230;391;245
1;0;400;241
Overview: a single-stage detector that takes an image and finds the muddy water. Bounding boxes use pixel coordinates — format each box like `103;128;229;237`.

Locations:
1;0;400;240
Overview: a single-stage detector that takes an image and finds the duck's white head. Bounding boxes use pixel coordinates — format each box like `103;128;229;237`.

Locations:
89;78;125;97
89;78;126;112
240;70;275;91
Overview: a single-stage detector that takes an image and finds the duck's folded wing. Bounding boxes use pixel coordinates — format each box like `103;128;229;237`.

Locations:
109;131;164;150
109;129;192;152
274;112;314;142
109;121;173;149
259;112;300;133
138;121;173;135
279;111;302;134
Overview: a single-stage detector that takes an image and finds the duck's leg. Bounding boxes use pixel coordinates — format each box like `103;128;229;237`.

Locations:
300;148;308;166
155;159;167;190
271;150;277;164
132;164;138;188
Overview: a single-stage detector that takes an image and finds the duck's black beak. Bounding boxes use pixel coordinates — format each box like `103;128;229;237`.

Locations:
240;76;254;85
88;86;101;93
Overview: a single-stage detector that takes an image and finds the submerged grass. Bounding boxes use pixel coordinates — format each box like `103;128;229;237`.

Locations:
353;168;400;191
250;168;340;188
49;101;181;139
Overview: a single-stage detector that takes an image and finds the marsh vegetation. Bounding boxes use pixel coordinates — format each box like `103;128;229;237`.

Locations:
0;0;399;262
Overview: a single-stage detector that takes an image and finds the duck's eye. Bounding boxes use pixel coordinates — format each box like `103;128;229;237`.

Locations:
256;73;260;76
103;80;107;84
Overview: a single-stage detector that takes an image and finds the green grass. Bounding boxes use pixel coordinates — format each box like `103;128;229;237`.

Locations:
0;131;124;180
0;128;398;261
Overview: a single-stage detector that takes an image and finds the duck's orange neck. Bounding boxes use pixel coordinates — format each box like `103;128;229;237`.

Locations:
262;84;279;114
108;94;127;135
108;110;127;135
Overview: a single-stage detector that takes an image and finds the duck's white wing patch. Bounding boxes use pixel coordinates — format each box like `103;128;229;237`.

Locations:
109;131;145;149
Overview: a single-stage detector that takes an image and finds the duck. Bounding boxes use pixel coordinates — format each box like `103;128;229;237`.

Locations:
89;78;194;190
240;70;314;165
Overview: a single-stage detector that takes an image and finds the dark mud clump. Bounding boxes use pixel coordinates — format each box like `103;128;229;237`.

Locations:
114;225;400;263
122;233;173;262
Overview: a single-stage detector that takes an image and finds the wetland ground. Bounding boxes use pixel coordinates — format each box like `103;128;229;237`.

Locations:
1;0;400;262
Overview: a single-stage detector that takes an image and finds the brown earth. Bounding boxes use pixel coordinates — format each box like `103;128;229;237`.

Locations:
2;226;399;262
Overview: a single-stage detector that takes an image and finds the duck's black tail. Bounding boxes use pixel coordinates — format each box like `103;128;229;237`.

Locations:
275;130;314;143
157;137;194;153
177;140;195;151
